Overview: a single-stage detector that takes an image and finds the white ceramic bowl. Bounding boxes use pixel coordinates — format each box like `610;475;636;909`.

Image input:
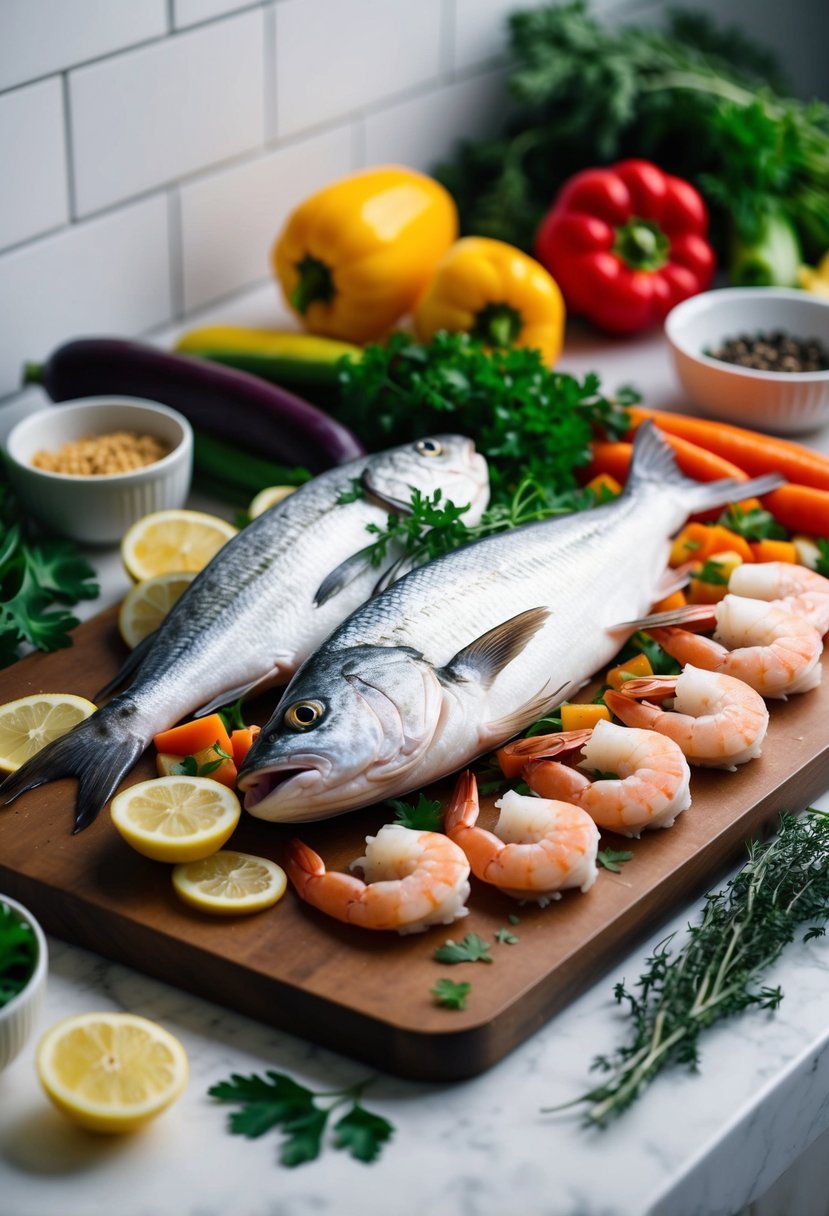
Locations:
665;288;829;435
4;397;193;545
0;894;48;1072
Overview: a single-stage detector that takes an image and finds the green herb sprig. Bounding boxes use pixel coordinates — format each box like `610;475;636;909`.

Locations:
0;901;37;1007
208;1070;394;1167
548;810;829;1126
433;933;494;965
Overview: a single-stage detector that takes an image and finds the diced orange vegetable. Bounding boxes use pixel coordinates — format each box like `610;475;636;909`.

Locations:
688;551;744;604
585;473;623;499
606;653;653;690
749;539;798;564
560;703;611;731
651;590;687;613
230;724;261;767
152;713;232;757
669;523;752;567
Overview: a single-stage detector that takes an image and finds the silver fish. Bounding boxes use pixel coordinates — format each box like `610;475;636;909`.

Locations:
0;435;489;830
238;424;783;822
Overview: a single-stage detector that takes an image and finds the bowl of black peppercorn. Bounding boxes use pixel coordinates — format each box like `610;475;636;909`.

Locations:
665;288;829;434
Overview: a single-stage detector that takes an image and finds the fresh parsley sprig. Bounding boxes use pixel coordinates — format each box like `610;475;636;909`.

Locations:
547;810;829;1126
433;933;494;965
208;1070;394;1167
0;901;37;1008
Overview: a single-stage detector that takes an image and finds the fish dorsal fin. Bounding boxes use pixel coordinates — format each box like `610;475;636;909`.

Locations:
444;607;550;689
626;421;687;492
313;545;375;608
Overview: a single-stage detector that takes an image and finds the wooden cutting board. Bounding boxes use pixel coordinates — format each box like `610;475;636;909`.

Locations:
1;609;827;1081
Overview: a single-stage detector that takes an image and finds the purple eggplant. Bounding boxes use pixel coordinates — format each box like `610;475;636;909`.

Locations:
23;337;365;472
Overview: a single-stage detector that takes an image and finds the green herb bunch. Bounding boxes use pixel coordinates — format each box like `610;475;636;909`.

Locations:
551;810;829;1125
436;2;829;273
0;472;99;667
0;900;38;1007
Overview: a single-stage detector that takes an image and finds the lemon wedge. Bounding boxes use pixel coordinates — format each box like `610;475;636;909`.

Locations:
248;485;296;520
0;692;97;774
118;571;197;649
36;1011;188;1133
110;776;241;863
120;509;237;582
172;850;287;915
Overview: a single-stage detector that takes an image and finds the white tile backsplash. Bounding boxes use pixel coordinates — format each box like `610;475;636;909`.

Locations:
273;0;444;138
172;0;258;30
69;9;266;216
179;125;354;313
0;196;171;397
0;0;168;92
0;78;69;250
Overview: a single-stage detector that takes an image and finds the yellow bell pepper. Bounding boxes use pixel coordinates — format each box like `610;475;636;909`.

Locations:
412;237;566;366
798;251;829;299
272;165;458;344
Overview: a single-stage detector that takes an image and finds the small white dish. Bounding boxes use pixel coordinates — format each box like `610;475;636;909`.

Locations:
0;894;48;1072
3;397;193;545
665;288;829;435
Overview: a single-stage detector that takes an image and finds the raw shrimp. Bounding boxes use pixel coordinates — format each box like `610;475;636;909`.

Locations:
523;718;691;838
444;770;599;906
647;594;823;699
604;664;769;769
285;823;471;934
728;562;829;634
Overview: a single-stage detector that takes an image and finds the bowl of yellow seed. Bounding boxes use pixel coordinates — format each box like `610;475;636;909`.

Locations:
3;398;193;545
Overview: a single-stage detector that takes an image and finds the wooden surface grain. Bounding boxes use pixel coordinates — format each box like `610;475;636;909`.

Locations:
1;609;827;1080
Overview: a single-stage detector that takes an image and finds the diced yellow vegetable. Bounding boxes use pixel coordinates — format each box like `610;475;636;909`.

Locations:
606;653;653;690
560;703;612;731
688;550;744;604
651;589;687;613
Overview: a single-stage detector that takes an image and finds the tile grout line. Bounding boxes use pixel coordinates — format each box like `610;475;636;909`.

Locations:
167;188;185;322
60;71;78;221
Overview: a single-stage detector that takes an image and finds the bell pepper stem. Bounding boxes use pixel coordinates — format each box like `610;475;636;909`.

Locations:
473;302;523;350
291;257;336;315
613;219;670;272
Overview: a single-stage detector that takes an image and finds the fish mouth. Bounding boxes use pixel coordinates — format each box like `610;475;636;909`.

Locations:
239;764;321;817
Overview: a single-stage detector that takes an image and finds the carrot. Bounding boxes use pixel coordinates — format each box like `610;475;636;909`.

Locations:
589;435;749;486
669;522;752;566
627;406;829;492
606;653;654;690
584;472;623;498
230;724;261;767
762;485;829;539
749;539;798;563
651;590;687;612
152;713;232;757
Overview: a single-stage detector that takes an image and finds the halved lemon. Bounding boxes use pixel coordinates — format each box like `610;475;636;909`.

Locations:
172;850;287;915
110;776;241;863
117;571;197;649
248;485;296;520
36;1011;188;1133
120;509;237;582
0;693;97;774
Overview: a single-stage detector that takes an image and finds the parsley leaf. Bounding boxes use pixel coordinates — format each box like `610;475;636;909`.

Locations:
433;933;493;964
718;503;788;541
0;901;37;1007
208;1070;393;1167
597;848;634;874
432;978;472;1009
495;927;520;945
387;793;443;832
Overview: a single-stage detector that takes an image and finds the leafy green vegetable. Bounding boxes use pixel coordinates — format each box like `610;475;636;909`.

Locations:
597;848;634;874
387;793;443;832
0;901;38;1007
433;933;494;965
0;475;99;667
432;978;472;1009
718;503;788;542
548;810;829;1125
435;2;829;270
495;927;520;945
208;1070;393;1167
814;539;829;578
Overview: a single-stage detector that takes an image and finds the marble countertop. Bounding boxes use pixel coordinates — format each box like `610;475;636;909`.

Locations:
1;285;828;1216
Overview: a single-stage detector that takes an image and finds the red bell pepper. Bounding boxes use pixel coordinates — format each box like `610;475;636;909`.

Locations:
534;159;716;335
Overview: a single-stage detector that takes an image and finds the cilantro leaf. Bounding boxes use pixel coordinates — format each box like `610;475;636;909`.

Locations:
279;1107;328;1167
333;1105;395;1163
495;927;519;945
597;848;634;874
208;1070;315;1138
387;793;443;832
432;978;472;1009
433;933;493;964
718;503;788;541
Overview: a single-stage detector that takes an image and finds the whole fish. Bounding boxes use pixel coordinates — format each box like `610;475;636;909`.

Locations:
237;424;783;822
1;436;489;831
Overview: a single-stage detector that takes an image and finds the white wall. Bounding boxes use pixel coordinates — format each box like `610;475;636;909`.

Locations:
0;0;824;436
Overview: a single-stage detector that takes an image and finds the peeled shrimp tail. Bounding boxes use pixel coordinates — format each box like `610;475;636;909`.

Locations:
0;700;145;832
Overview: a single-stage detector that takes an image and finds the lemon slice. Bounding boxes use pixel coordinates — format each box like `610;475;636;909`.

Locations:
118;571;197;649
248;485;296;519
120;509;237;582
0;693;97;774
110;776;241;863
36;1011;188;1133
172;850;287;915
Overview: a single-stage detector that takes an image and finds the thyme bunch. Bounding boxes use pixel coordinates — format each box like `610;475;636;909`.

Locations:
548;810;829;1126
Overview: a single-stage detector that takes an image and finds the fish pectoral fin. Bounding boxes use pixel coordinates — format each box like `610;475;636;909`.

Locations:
313;545;376;607
444;607;551;690
193;662;293;718
479;679;570;748
93;630;157;700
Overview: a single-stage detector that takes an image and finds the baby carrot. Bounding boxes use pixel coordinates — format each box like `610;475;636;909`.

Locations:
589;435;748;485
152;713;233;757
762;485;829;539
749;539;798;563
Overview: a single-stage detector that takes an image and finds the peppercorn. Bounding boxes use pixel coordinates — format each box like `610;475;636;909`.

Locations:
706;330;829;373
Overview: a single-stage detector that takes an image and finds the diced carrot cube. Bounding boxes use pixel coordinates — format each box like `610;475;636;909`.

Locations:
688;551;744;603
749;539;798;564
155;746;238;789
230;724;261;767
560;703;611;731
705;526;753;563
651;589;687;613
606;653;653;690
152;713;232;757
669;522;712;567
585;473;623;499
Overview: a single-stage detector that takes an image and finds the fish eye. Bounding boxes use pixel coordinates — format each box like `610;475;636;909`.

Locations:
284;700;325;730
416;438;443;458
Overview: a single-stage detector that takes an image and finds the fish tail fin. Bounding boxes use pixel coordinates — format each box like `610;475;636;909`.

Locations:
0;703;145;833
627;421;786;514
